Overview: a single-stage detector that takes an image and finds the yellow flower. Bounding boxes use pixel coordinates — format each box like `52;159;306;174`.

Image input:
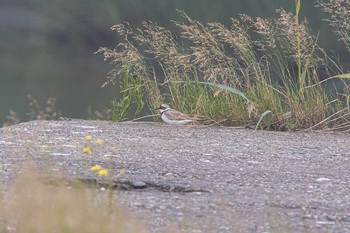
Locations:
83;147;91;154
98;169;109;176
85;135;92;141
96;139;103;145
90;165;101;171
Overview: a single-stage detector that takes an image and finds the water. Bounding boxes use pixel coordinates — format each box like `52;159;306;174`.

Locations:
0;0;348;125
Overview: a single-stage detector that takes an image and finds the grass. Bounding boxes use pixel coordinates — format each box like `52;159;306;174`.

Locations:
0;167;147;233
2;95;61;127
97;1;350;131
0;135;145;233
316;0;350;52
2;95;113;127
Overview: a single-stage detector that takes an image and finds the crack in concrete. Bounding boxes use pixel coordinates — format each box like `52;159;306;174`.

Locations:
46;177;209;193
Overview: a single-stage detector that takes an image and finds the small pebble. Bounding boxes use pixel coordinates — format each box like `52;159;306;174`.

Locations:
131;180;147;188
316;177;331;182
316;221;335;225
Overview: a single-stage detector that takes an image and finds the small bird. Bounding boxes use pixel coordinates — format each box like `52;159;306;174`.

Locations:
156;104;200;125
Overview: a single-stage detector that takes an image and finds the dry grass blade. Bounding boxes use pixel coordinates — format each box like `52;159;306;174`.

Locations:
0;168;147;233
317;0;350;51
96;5;350;131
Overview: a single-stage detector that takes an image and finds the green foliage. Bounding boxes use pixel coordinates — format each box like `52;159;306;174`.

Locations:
110;71;145;122
255;110;273;130
197;82;249;102
98;2;350;130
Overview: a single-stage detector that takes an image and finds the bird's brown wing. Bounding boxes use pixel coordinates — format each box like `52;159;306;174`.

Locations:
166;109;198;121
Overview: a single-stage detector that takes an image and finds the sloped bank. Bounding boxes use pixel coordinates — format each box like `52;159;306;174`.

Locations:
0;120;349;232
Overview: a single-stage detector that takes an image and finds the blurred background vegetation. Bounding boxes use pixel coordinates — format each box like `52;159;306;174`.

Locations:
0;0;348;125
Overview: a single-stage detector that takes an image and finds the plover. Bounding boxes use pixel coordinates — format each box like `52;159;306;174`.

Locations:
156;104;200;125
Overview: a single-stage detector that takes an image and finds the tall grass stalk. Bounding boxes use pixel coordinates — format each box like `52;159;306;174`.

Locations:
97;2;350;130
295;0;302;90
317;0;350;52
